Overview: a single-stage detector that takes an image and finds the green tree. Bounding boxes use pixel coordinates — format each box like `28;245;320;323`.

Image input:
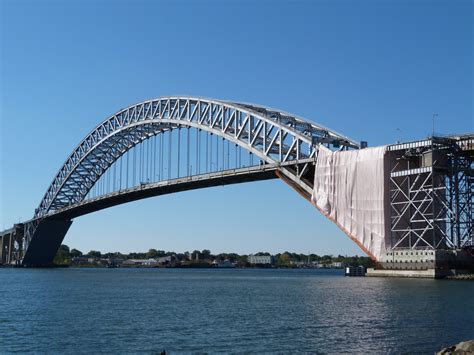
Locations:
201;249;211;260
53;244;71;265
146;248;158;258
87;250;101;258
128;252;146;259
321;255;333;265
70;248;83;257
59;244;70;253
277;253;291;267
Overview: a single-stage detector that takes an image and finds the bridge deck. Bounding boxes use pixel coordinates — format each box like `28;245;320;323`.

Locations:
48;161;311;220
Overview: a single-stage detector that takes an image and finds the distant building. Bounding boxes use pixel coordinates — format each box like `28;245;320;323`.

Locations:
122;258;159;267
248;255;273;265
212;259;236;268
290;260;307;267
157;256;173;264
107;258;124;266
97;258;109;266
331;261;343;268
72;256;90;265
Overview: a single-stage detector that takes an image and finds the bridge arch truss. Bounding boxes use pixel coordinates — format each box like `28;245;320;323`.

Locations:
36;97;358;219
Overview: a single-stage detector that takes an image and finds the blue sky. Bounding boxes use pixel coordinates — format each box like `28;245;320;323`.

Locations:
1;0;472;255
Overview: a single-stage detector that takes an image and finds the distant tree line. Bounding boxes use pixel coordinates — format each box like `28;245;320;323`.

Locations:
53;245;373;267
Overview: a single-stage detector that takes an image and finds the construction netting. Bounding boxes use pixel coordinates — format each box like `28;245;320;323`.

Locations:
311;145;391;260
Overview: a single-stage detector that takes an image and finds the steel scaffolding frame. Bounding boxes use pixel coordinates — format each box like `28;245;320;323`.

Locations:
389;136;473;251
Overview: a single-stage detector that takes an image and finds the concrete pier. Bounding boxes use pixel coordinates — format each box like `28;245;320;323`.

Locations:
367;249;474;279
0;224;24;266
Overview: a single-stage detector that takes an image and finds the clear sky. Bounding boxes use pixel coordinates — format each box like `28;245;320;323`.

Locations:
1;0;472;256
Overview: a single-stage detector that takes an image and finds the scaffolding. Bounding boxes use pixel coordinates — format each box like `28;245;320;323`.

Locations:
388;135;473;251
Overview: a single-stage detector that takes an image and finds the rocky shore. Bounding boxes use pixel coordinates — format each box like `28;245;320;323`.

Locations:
437;340;474;354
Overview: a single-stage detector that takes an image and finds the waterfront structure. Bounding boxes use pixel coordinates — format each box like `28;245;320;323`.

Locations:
345;265;366;277
0;96;472;278
290;260;307;267
248;255;273;265
157;256;173;264
367;136;474;278
122;258;159;267
71;256;92;266
213;259;236;268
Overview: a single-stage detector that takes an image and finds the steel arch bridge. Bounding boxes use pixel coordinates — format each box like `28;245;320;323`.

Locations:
2;96;359;266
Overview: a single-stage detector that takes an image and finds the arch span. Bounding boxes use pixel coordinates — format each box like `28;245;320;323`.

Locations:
36;97;358;218
9;97;359;266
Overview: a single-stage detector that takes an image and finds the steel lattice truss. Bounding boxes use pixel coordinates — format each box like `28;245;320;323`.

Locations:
35;97;358;218
390;169;450;249
389;137;474;251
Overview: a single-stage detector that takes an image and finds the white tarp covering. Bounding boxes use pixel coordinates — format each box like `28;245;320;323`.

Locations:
311;145;390;260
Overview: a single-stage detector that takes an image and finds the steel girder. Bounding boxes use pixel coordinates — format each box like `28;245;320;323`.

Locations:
35;97;359;218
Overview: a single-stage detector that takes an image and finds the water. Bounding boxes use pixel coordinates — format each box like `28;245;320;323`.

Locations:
0;268;473;354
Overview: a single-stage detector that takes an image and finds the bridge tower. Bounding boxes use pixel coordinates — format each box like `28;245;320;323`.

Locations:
370;135;474;278
0;224;24;265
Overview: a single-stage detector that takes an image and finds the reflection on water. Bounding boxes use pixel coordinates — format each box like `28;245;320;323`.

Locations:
0;268;472;353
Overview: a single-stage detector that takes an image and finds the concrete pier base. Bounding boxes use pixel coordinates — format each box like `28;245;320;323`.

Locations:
367;249;474;279
367;268;474;279
0;224;24;266
22;219;72;266
367;268;436;278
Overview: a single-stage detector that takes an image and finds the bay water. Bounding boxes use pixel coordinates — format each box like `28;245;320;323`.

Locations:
1;268;472;353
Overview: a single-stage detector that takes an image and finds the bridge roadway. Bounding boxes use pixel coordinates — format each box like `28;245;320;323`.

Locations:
50;159;313;220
